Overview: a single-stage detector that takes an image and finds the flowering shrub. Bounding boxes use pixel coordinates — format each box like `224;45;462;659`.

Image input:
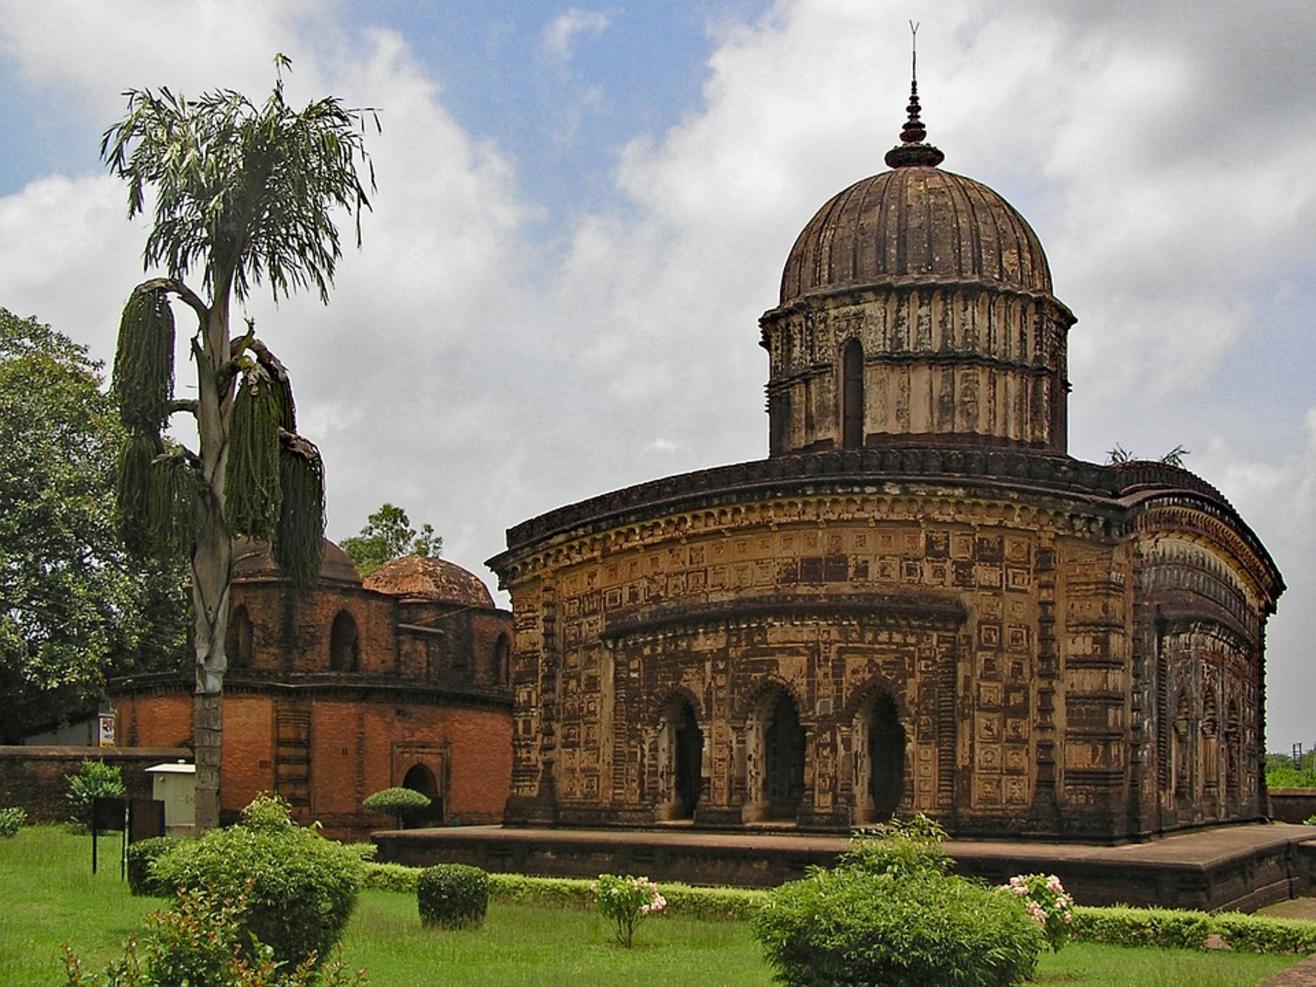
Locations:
1002;873;1074;951
591;874;667;947
0;806;26;837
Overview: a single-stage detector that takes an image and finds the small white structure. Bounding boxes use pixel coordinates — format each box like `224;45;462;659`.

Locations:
146;761;196;837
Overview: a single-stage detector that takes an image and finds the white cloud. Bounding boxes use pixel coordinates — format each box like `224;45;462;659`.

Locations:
541;7;615;67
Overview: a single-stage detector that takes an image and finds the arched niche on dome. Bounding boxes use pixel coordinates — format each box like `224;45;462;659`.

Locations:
329;610;360;673
493;633;511;687
226;605;254;670
841;338;864;450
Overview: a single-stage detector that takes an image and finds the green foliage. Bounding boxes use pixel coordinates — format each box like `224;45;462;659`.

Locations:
153;795;363;968
592;874;667;947
65;760;126;829
62;884;367;986
101;58;376;304
341;503;441;577
363;788;430;814
416;864;489;930
754;866;1042;987
126;836;184;897
225;369;283;542
0;309;187;742
836;812;951;878
273;443;325;586
111;287;174;432
0;806;26;837
362;862;419;893
1266;751;1316;789
1070;904;1316;954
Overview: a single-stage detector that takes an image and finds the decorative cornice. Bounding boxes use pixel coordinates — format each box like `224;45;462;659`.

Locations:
600;592;967;643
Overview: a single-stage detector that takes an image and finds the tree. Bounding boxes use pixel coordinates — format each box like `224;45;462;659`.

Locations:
102;57;376;829
341;503;441;577
0;309;187;742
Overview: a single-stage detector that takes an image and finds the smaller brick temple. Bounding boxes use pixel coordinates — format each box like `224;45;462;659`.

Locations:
112;540;513;837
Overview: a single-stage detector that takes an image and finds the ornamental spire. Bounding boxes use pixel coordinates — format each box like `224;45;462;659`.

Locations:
884;21;945;169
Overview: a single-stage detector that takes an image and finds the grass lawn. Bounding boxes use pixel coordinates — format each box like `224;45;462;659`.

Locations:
0;826;1303;986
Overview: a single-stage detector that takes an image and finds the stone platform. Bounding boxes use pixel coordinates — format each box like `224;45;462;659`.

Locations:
373;822;1316;913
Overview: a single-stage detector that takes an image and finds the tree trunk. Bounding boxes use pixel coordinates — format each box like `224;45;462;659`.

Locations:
190;273;234;832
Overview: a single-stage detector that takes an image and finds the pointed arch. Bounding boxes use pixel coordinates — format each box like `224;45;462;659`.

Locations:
329;609;359;672
226;605;254;669
655;691;703;820
851;685;908;824
743;683;806;823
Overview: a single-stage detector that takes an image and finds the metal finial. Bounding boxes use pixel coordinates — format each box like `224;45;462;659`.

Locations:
884;20;944;169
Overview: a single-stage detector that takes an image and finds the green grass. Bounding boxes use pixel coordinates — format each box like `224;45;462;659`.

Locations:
0;825;1304;986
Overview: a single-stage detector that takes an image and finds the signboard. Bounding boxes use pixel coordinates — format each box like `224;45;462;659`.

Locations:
97;713;116;748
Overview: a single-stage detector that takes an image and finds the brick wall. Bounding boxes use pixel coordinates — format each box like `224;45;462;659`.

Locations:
0;746;190;822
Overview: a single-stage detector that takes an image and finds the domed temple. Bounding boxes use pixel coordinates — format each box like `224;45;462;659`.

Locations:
488;81;1285;840
112;541;513;837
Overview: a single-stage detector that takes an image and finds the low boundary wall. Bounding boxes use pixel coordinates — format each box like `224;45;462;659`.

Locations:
0;746;190;822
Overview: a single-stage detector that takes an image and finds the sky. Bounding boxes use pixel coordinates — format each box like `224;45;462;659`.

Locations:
1;0;1313;750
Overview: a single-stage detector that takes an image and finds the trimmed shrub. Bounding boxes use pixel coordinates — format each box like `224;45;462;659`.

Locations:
362;787;430;829
753;867;1043;987
417;864;489;929
65;759;125;829
62;885;367;986
126;835;184;896
0;806;26;837
1070;905;1316;954
347;842;379;862
153;795;363;968
363;862;420;893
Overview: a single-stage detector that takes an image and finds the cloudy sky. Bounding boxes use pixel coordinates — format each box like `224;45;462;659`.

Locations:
1;1;1313;750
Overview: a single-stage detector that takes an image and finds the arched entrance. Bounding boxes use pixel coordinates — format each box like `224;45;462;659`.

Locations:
329;610;359;672
402;763;443;827
853;689;906;824
745;689;805;823
657;697;703;820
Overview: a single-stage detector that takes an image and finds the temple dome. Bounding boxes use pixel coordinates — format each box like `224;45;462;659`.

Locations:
364;556;495;609
779;166;1053;307
232;537;361;585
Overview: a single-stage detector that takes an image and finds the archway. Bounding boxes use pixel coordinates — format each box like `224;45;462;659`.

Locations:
329;610;359;672
657;697;703;820
226;606;254;669
493;634;511;687
753;691;805;822
402;763;442;827
854;689;906;824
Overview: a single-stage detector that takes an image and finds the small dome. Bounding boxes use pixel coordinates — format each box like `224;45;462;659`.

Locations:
779;166;1053;307
364;556;495;609
232;537;361;585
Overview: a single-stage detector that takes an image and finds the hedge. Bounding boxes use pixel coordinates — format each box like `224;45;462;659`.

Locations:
359;861;1316;955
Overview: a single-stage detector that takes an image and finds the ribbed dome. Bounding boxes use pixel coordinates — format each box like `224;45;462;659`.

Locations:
779;166;1053;307
364;556;495;609
232;537;361;585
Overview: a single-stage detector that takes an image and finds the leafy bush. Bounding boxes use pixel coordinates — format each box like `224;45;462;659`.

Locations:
0;806;26;837
153;795;363;968
592;874;667;947
1304;814;1316;826
1000;874;1073;951
836;812;951;878
417;864;489;929
126;836;184;896
1266;751;1316;789
62;884;367;986
347;842;378;862
362;787;430;828
753;867;1042;987
65;759;125;829
1071;905;1316;954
